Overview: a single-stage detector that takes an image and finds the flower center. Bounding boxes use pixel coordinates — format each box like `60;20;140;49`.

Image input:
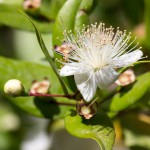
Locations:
92;60;107;71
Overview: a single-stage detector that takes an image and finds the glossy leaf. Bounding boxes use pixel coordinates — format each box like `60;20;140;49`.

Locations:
0;0;22;5
52;0;82;45
52;0;95;45
52;0;95;91
0;4;53;33
0;56;75;119
41;0;66;19
52;0;83;92
19;10;68;94
65;111;115;150
79;0;95;13
144;0;150;50
74;0;95;29
102;72;150;117
74;10;89;30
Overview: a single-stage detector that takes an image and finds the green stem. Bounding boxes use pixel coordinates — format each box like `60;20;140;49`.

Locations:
133;60;150;65
29;93;73;99
119;60;150;73
29;90;80;100
18;10;69;95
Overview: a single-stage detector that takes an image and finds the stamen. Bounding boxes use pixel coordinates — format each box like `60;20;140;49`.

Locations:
58;22;143;72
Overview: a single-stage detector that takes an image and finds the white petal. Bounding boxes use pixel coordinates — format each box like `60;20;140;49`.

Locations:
60;63;87;76
96;67;119;89
74;71;97;102
112;50;143;68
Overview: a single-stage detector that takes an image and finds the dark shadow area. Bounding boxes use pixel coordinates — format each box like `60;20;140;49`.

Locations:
0;27;15;58
120;112;150;136
82;111;114;133
130;145;150;150
100;78;143;113
26;12;54;23
69;109;77;116
34;97;60;119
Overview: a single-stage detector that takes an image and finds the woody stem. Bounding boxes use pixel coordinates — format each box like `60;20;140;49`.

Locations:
29;90;80;99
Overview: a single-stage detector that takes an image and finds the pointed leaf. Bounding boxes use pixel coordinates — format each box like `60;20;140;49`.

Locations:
102;72;150;117
0;56;75;119
52;0;95;45
52;0;82;45
65;111;115;150
52;0;95;91
19;10;68;94
0;4;53;33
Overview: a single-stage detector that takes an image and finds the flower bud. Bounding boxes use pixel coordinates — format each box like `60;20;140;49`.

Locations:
30;78;50;94
23;0;41;10
134;24;145;39
54;42;74;60
115;69;136;86
77;100;98;119
4;79;24;96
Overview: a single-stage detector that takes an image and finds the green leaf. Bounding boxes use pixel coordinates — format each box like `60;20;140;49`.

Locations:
0;4;53;33
136;88;150;109
0;0;22;5
144;0;150;49
52;0;82;45
74;0;95;30
52;0;83;92
40;0;66;19
102;72;150;117
52;0;95;91
79;0;95;13
19;10;68;94
0;56;75;119
74;10;89;31
65;111;115;150
52;0;95;45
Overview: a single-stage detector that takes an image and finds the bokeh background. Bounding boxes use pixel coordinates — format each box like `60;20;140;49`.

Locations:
0;0;150;150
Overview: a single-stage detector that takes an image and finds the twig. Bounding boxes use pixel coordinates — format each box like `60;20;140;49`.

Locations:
29;90;80;100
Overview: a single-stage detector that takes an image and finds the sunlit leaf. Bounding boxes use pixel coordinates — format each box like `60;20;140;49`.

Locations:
52;0;82;45
0;56;75;119
102;72;150;117
19;10;68;94
65;111;115;150
41;0;66;19
52;0;95;45
0;4;53;33
52;0;95;91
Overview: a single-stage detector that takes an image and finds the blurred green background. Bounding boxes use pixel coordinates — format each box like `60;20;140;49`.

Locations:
0;0;150;150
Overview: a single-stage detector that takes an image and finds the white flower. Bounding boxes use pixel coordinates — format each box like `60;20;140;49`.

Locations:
59;23;143;102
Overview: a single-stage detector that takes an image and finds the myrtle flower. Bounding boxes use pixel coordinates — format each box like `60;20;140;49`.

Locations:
59;23;143;102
